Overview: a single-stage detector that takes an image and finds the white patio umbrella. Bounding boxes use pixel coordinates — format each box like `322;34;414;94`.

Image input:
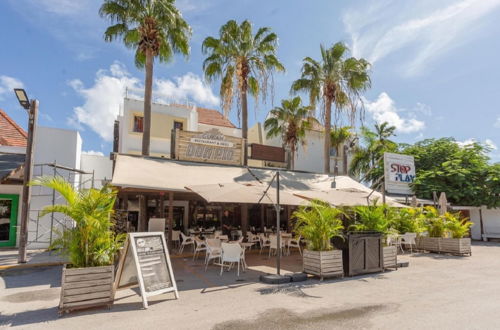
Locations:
185;182;307;206
293;188;408;208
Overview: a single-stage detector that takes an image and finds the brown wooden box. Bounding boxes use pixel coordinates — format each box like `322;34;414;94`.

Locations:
303;249;343;280
59;265;115;315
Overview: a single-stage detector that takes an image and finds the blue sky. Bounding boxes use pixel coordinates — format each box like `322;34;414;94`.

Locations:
1;0;499;161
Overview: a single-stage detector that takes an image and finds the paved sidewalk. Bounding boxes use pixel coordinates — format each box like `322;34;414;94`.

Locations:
0;249;66;269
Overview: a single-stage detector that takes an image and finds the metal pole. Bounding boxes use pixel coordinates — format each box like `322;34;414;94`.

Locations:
276;171;281;275
18;99;38;263
49;161;56;249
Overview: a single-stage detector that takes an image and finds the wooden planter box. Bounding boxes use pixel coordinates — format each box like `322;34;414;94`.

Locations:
303;249;343;280
59;265;115;315
417;237;471;256
383;246;397;269
440;238;471;256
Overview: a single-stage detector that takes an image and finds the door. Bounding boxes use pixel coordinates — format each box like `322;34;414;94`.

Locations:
0;194;19;247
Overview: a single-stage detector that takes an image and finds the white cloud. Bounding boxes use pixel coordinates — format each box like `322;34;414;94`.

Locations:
485;139;498;151
82;150;105;156
343;0;500;76
155;73;219;106
456;138;476;147
365;92;426;133
495;116;500;128
0;75;24;100
69;62;219;142
23;0;91;16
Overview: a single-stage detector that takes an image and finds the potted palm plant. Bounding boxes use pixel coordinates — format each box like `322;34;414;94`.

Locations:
32;177;125;314
293;200;344;280
418;207;472;256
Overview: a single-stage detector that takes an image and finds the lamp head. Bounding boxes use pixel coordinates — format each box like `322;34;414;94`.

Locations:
14;88;30;110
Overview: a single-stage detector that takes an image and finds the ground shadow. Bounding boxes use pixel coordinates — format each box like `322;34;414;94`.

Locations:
0;266;62;289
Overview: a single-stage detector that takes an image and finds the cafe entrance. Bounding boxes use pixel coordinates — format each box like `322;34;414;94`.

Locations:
0;194;19;247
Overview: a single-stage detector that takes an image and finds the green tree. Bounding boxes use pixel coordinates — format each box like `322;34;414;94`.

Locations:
202;20;285;165
400;138;497;206
100;0;191;156
330;126;352;175
264;96;315;169
291;42;371;173
349;122;397;187
31;177;125;268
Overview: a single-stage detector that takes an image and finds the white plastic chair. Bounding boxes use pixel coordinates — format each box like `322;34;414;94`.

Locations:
247;232;260;247
179;232;195;254
401;233;417;253
287;235;302;256
171;230;181;248
205;239;222;270
220;242;244;276
268;235;285;258
259;233;270;254
193;237;207;260
387;234;404;253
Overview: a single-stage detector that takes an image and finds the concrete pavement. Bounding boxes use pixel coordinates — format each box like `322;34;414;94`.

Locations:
1;242;500;329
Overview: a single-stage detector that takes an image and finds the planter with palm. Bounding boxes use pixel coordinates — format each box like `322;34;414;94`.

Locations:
100;0;191;156
292;42;371;173
293;200;345;279
264;96;315;169
202;20;285;165
31;177;125;314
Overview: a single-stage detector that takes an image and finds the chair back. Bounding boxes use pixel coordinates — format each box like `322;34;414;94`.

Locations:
402;232;417;244
180;232;190;241
206;238;221;249
171;230;180;241
269;235;279;248
194;236;206;247
148;218;166;232
221;242;242;262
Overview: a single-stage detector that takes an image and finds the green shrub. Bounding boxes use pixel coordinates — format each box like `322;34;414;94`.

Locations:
350;204;392;234
32;177;125;268
293;199;344;251
391;207;425;234
443;212;473;238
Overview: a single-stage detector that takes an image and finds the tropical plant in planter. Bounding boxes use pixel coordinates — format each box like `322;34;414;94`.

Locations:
293;200;344;279
32;177;125;314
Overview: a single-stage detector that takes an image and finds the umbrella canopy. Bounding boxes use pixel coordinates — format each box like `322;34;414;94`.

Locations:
185;182;307;206
294;188;408;208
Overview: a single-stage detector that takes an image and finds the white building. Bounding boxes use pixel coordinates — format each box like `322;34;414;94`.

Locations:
248;122;354;174
117;98;241;157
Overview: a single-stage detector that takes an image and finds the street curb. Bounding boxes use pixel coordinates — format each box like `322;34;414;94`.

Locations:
0;261;66;271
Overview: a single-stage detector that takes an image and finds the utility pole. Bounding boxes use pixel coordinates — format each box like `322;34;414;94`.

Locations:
14;90;38;263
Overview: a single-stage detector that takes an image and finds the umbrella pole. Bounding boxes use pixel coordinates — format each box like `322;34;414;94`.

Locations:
276;171;281;275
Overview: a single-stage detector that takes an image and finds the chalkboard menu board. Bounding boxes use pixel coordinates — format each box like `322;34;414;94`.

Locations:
114;232;179;308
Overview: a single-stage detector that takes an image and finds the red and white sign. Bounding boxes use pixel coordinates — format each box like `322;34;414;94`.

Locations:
384;152;416;195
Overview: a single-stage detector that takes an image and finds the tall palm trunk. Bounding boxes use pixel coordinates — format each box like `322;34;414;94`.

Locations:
323;100;332;173
142;49;154;156
241;85;248;166
290;148;295;170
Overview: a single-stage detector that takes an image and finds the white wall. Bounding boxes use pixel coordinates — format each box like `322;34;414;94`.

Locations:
80;154;113;189
467;206;500;240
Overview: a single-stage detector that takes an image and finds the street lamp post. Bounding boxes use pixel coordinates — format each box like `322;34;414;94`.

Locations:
14;88;38;264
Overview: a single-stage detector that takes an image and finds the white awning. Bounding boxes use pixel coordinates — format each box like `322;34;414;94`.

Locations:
111;155;404;207
294;189;407;208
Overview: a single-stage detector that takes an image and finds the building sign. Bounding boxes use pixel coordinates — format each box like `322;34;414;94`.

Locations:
174;128;243;165
384;152;416;195
114;232;179;308
249;143;286;163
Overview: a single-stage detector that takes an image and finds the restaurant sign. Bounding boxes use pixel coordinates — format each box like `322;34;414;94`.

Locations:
383;152;416;195
174;128;243;165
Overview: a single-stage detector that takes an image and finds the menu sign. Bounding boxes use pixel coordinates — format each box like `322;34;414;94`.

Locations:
114;233;178;308
384;152;416;195
174;128;243;165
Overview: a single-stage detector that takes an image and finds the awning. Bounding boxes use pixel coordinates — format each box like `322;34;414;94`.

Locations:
185;182;307;206
294;189;407;208
111;155;404;207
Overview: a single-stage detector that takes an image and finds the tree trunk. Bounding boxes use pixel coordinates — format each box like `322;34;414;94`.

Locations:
241;86;248;166
291;149;295;170
142;50;154;156
324;100;332;173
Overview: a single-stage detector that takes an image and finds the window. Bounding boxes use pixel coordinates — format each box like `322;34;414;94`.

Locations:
133;116;143;133
174;121;184;131
329;147;338;157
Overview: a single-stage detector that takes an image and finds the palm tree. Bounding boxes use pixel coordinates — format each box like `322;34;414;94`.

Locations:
291;42;371;173
100;0;191;156
330;126;352;175
202;20;285;165
349;122;397;187
264;96;315;169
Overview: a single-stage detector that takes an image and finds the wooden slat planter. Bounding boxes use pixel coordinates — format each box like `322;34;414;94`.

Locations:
417;237;471;256
383;246;397;269
303;249;343;280
440;238;471;256
59;265;115;315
